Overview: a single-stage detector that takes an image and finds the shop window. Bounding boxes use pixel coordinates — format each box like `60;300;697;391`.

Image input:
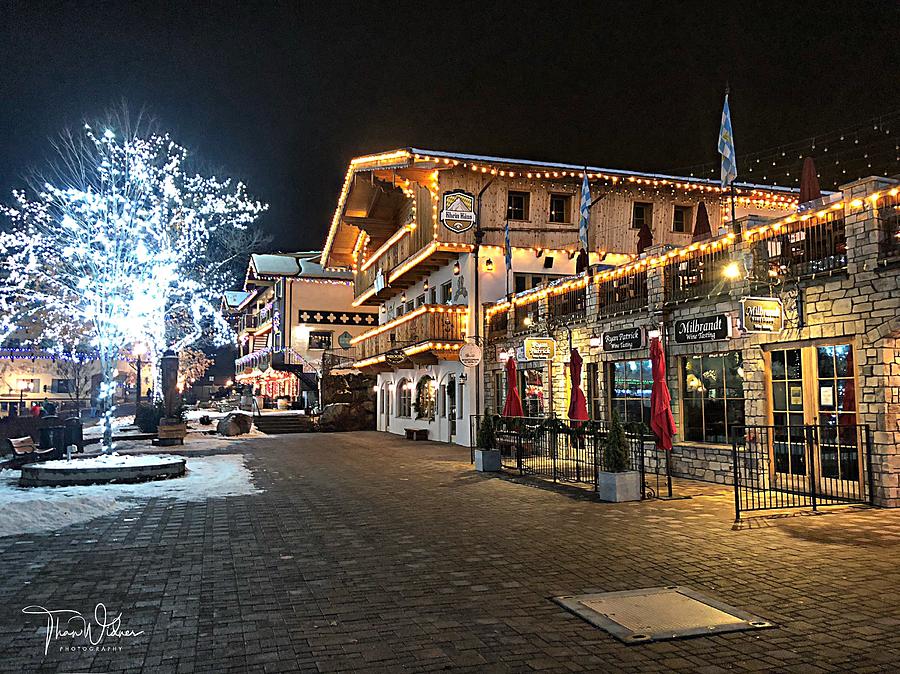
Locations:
549;194;571;223
586;362;602;420
681;352;745;444
507;191;530;221
673;205;691;233
308;331;332;350
632;202;652;229
414;376;436;420
397;379;412;418
519;369;544;417
609;360;652;429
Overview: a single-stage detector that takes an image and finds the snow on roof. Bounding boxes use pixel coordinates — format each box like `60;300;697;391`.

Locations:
247;251;351;280
250;254;301;276
223;290;253;308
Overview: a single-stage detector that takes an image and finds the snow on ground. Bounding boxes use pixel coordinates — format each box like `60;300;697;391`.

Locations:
0;453;262;538
184;408;250;421
38;453;184;469
83;415;137;439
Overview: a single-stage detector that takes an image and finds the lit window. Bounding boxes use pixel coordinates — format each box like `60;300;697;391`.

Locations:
609;360;652;430
397;379;412;417
681;352;745;444
308;331;332;350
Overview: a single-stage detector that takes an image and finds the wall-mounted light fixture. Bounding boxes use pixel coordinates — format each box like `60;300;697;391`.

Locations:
589;331;602;348
453;261;461;275
423;279;429;290
484;258;494;272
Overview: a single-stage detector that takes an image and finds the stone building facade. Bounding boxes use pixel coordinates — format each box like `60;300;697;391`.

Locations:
484;176;900;507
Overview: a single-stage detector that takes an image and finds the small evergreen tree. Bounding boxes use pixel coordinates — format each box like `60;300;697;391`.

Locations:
603;412;630;472
477;414;497;450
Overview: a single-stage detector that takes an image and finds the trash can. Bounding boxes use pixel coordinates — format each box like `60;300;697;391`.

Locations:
38;416;64;451
64;417;84;453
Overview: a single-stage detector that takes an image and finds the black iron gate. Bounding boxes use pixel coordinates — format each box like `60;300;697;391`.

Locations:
731;424;874;520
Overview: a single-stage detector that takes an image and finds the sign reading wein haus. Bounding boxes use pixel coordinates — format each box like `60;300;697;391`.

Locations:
673;314;731;344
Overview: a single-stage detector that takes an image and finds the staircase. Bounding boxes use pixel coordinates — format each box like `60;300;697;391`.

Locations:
253;414;316;435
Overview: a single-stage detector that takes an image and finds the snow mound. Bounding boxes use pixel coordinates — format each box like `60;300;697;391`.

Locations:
0;454;262;538
38;453;183;469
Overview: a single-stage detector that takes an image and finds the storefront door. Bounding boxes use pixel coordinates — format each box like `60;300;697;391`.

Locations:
447;375;456;440
768;344;861;496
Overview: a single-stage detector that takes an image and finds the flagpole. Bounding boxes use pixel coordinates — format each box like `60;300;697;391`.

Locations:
731;183;740;241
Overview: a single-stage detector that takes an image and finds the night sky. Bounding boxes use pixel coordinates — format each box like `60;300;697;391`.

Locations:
2;1;898;251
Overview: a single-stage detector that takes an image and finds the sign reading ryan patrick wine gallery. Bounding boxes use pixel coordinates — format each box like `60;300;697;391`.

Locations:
672;314;731;344
602;327;645;352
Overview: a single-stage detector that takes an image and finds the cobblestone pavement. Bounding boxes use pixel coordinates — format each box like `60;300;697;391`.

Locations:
1;431;899;673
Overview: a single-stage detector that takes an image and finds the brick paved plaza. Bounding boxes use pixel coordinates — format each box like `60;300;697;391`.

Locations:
1;431;899;673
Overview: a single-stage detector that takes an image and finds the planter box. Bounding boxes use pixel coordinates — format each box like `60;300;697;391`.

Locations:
596;470;641;502
474;448;502;472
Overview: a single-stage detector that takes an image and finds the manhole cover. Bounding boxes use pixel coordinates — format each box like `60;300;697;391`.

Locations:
554;586;773;643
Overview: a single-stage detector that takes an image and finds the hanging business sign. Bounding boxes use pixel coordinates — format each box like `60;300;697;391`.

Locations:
602;327;645;352
439;190;477;234
384;348;407;365
458;343;483;368
524;337;556;361
740;297;784;334
673;314;731;344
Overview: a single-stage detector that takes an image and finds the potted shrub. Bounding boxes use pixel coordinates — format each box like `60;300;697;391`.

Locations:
474;412;501;472
596;412;642;502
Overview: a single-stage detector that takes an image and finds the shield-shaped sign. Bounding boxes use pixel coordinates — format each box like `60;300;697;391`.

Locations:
439;190;476;234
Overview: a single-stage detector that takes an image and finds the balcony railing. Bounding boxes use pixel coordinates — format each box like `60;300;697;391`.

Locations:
240;314;260;331
354;305;467;362
547;285;587;322
664;244;733;303
877;192;900;262
757;209;847;279
596;271;648;316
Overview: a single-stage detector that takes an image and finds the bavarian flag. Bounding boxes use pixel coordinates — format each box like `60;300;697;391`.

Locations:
718;94;737;187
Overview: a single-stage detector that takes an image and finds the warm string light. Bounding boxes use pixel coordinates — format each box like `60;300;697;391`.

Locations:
350;304;468;345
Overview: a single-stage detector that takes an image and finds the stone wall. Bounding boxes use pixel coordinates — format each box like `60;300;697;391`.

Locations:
320;371;377;431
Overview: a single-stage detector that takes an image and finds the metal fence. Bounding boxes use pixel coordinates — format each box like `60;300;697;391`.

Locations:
596;272;648;316
757;210;847;279
731;424;873;520
471;415;663;498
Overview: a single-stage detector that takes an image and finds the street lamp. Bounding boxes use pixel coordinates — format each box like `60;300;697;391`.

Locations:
134;343;147;405
16;380;32;414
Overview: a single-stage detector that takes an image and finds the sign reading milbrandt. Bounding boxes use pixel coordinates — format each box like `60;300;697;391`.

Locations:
673;314;731;344
602;327;645;352
740;297;784;333
439;190;476;234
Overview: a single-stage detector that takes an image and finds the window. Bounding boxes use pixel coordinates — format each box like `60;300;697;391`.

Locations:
513;272;565;294
520;369;544;417
405;301;415;313
52;379;73;394
397;379;412;417
681;352;745;444
632;202;652;229
494;371;506;413
507;191;530;221
415;294;426;307
610;360;652;428
673;205;691;233
815;344;858;482
429;288;437;304
414;376;436;420
308;331;332;350
441;281;453;304
586;362;601;420
15;378;39;395
549;194;571;223
395;305;404;318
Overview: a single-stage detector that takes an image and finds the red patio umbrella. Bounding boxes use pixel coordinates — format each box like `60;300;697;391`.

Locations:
637;220;653;254
567;348;589;421
799;157;822;204
649;337;677;451
502;356;524;417
691;201;712;242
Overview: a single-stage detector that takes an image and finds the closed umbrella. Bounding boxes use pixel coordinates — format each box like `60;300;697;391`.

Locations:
649;337;676;451
691;201;712;242
637;220;653;254
567;348;589;421
502;356;524;417
799;156;822;204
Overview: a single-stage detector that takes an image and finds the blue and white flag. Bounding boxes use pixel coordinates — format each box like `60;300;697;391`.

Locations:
504;218;512;272
578;171;590;252
718;94;737;187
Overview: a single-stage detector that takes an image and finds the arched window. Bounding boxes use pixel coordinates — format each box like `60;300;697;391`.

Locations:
397;378;412;418
415;375;436;421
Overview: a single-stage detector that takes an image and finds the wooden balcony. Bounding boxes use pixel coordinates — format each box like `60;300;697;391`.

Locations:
350;305;468;371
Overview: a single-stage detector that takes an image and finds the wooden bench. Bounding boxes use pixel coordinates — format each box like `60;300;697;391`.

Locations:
404;428;429;441
0;436;59;470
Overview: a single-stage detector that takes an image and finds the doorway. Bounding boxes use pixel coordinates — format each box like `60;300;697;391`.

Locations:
446;375;457;442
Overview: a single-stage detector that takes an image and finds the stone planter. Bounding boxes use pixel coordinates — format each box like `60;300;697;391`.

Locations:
596;470;641;502
474;448;502;472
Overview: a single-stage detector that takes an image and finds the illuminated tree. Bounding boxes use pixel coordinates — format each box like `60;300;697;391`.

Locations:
0;116;266;450
177;347;213;391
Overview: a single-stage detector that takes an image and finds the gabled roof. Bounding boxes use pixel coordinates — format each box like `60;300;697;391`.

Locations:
223;290;253;309
244;251;353;285
321;147;802;266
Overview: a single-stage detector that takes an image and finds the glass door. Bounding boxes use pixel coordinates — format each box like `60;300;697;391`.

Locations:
814;345;862;498
447;375;456;439
769;348;809;491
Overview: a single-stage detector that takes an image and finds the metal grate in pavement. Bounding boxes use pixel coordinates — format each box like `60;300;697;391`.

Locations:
554;586;773;644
